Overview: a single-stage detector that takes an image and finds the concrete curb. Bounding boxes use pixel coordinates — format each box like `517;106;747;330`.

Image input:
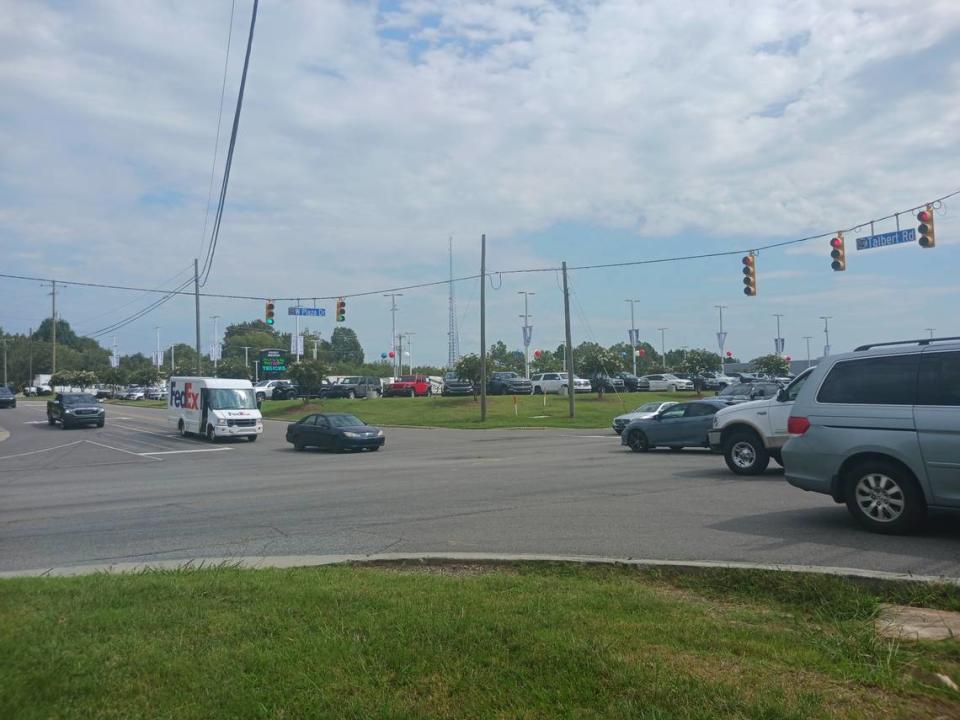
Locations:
2;553;959;585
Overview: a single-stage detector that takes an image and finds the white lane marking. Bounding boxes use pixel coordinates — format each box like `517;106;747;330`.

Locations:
83;439;163;462
575;435;619;439
0;441;84;460
23;421;49;425
138;448;233;456
109;422;181;439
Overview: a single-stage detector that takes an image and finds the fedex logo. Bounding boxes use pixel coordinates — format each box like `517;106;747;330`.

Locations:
170;382;199;410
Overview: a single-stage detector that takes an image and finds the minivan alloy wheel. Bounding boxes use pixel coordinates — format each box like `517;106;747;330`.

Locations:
854;473;905;523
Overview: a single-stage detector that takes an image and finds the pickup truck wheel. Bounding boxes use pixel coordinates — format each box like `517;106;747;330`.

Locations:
61;419;70;430
844;460;925;534
347;390;356;399
723;431;769;476
627;430;649;453
47;415;55;425
408;389;416;398
206;425;216;442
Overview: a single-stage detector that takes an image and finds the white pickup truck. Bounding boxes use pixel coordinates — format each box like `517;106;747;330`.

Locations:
707;368;813;475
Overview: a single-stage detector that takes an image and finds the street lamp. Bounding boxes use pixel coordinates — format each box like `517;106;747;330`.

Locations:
658;328;668;370
820;316;832;357
773;314;784;357
626;299;641;376
518;291;535;378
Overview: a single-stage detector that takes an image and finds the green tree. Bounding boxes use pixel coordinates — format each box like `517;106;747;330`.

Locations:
329;327;364;365
455;354;484;386
488;341;524;374
130;366;161;387
751;354;789;376
100;366;129;388
530;349;563;373
682;349;723;375
288;360;328;402
574;342;617;378
215;358;251;380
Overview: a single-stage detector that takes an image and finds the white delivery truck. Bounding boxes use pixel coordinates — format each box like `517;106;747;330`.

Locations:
167;377;263;442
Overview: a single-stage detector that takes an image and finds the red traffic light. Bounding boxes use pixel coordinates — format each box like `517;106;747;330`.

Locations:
917;209;932;223
742;256;754;267
829;233;846;271
742;254;757;296
830;237;842;248
917;205;935;248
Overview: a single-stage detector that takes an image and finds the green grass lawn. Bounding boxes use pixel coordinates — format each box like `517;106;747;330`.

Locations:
1;564;957;719
260;391;696;429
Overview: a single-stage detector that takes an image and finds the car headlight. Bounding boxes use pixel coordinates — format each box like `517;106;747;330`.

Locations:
376;429;384;437
343;431;361;439
217;418;227;426
64;409;74;414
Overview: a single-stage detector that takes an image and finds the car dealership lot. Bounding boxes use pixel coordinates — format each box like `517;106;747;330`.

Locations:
0;401;958;576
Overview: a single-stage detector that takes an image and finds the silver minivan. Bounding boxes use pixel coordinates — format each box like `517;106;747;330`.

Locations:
783;337;960;533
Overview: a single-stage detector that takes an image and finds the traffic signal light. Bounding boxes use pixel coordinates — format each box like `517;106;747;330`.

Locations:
829;233;846;271
742;254;757;296
918;204;935;248
336;297;346;322
265;299;275;326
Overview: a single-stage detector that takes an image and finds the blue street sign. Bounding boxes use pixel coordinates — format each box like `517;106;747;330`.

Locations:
855;229;915;251
288;306;325;317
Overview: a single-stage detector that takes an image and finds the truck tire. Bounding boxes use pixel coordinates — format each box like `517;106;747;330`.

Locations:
347;390;356;399
178;419;188;437
844;460;925;534
723;430;769;476
206;425;216;442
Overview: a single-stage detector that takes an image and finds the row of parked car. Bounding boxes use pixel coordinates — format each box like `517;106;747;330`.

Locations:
614;336;960;535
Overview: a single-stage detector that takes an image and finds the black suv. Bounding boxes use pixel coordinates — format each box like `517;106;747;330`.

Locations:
486;372;533;395
591;374;626;393
442;373;475;396
322;376;382;399
614;372;642;391
271;382;298;400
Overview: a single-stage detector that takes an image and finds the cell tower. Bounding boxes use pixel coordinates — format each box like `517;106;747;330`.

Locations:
447;236;460;369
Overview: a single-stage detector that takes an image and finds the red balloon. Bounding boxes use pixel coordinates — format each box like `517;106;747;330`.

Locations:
785;356;792;362
534;349;542;359
726;351;733;357
388;351;395;358
638;348;646;358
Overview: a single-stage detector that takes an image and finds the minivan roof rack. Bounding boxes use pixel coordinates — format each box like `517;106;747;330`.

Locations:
854;336;960;351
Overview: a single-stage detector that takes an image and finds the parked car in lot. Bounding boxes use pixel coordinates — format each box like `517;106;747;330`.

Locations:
441;373;475;396
487;372;533;395
621;399;728;452
122;386;145;401
47;393;105;429
530;372;591;394
322;376;382;399
639;374;694;392
0;386;16;408
145;386;168;401
613;372;643;391
93;384;115;399
714;381;781;405
784;337;960;534
383;374;432;397
270;381;299;400
254;379;291;402
285;413;385;452
612;401;678;434
708;369;813;475
591;374;626;393
703;371;737;390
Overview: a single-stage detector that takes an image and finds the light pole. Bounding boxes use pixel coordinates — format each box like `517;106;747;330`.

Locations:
210;315;220;372
626;299;641;376
405;332;416;373
170;344;176;372
2;333;7;388
714;305;727;368
658;328;668;370
820;316;832;357
518;291;535;378
925;328;935;339
154;326;161;368
803;336;813;368
240;346;252;373
773;314;784;357
384;293;403;376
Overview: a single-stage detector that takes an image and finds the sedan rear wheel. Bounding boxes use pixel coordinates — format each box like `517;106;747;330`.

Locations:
627;430;649;453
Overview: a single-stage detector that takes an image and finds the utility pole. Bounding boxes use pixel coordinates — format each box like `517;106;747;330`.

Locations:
240;346;252;372
714;305;727;367
154;326;161;368
518;291;535;378
294;299;301;363
480;234;487;421
50;280;57;374
773;314;784;356
625;299;640;376
820;316;832;357
404;332;416;373
210;315;220;372
658;328;668;370
397;334;404;376
194;259;202;375
925;328;935;339
447;237;460;370
803;336;813;368
28;328;33;388
171;344;175;372
383;293;403;377
562;261;574;418
2;333;7;388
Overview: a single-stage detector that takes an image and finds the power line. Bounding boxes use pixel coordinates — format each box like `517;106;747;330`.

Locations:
199;0;259;286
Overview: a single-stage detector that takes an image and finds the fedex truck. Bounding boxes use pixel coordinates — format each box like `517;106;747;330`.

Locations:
167;377;263;442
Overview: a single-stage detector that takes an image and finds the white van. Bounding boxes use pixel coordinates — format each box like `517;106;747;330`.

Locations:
167;377;263;442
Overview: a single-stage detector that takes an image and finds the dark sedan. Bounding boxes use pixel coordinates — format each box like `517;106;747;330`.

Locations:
285;413;385;452
0;386;15;408
621;399;730;452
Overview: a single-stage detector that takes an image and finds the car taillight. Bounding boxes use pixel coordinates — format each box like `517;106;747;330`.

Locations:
787;416;810;435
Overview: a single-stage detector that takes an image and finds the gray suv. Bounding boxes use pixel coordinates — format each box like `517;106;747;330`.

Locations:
783;337;960;534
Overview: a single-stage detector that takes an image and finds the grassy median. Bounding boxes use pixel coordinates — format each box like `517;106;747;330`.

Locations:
260;391;693;429
1;564;958;719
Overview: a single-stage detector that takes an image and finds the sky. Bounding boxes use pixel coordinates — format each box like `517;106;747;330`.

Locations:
1;0;959;367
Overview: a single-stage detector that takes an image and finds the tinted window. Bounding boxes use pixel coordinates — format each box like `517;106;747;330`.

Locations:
817;355;919;405
752;383;780;399
660;406;686;419
685;403;719;417
918;351;960;406
784;369;813;401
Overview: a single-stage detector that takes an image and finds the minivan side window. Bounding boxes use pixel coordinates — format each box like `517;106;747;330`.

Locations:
816;355;919;405
918;351;960;406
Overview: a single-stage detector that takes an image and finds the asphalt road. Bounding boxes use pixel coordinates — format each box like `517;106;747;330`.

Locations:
1;401;958;576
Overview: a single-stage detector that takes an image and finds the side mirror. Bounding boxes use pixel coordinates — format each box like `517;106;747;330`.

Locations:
777;388;789;402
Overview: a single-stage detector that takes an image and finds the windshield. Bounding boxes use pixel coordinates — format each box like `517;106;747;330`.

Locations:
719;384;748;397
254;380;270;387
0;388;12;397
63;394;97;406
207;389;257;410
328;414;364;428
785;369;813;401
634;402;666;412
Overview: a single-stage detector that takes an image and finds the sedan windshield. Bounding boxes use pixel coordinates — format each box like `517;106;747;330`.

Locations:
328;414;364;428
634;402;666;412
207;389;257;410
63;394;97;406
718;384;748;397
